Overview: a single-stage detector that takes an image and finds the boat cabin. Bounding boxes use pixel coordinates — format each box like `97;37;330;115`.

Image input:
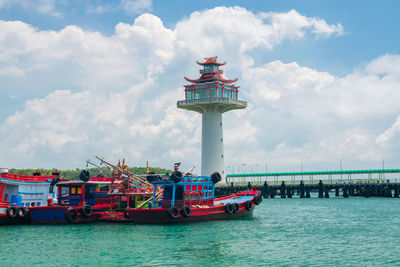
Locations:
57;181;97;207
108;188;154;210
153;176;215;209
0;170;56;208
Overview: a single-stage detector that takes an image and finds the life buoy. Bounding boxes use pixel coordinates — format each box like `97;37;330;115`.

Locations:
168;206;179;219
245;200;253;211
16;207;27;218
65;208;78;223
80;204;92;217
254;196;260;205
233;202;240;214
225;203;233;214
180;206;191;218
6;207;17;218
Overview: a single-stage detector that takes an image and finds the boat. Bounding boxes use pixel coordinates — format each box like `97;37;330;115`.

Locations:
0;168;60;225
28;178;109;224
124;171;262;224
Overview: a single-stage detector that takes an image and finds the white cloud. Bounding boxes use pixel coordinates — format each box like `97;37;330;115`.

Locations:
121;0;152;15
2;6;398;173
0;0;63;17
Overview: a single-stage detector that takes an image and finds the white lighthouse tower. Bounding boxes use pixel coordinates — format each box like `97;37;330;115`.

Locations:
177;57;247;181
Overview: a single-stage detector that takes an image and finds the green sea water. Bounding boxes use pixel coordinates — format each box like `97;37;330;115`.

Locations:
1;196;400;266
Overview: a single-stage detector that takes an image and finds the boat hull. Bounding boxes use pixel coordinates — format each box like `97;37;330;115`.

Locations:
28;206;101;224
125;202;254;224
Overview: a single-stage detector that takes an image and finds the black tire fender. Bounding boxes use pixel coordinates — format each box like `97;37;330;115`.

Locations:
211;172;222;184
6;207;17;218
170;171;183;183
180;206;191;218
168;206;179;219
80;204;92;217
233;202;240;214
245;200;253;211
79;170;90;182
65;208;78;223
16;207;27;218
225;203;234;214
123;208;130;219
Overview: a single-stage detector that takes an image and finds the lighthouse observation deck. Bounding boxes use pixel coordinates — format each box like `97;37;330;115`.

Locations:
177;81;247;113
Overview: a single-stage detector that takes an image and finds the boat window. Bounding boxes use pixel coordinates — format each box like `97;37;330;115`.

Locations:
31;202;35;207
37;202;41;207
25;203;29;207
71;187;76;194
61;187;70;197
176;185;184;200
85;185;95;199
198;185;203;190
163;186;173;200
192;185;196;191
185;185;191;191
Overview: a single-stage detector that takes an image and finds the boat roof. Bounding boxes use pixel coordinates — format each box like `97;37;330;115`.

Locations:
57;180;100;186
0;172;53;184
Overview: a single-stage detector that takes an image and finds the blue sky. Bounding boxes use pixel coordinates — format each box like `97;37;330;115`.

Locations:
1;0;400;173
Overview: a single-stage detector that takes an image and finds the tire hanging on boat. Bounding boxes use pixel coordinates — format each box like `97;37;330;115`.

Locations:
254;196;260;205
79;170;90;182
80;204;92;217
180;206;191;218
211;172;222;184
168;206;179;219
233;202;240;214
65;208;78;223
225;203;234;214
245;200;253;211
6;207;17;218
170;171;183;183
123;208;130;219
16;207;27;218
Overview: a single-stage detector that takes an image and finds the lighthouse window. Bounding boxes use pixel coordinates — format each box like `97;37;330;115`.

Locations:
223;89;231;98
186;90;194;100
209;88;217;98
232;91;237;99
195;89;208;99
218;87;222;98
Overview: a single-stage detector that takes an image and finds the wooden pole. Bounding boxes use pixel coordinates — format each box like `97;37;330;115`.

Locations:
136;191;163;209
95;156;153;188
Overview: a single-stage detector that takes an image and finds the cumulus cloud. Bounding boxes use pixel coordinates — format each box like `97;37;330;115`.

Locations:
1;6;398;172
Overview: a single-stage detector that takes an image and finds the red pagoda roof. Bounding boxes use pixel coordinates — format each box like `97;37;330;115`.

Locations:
185;57;238;84
184;72;238;84
196;56;226;66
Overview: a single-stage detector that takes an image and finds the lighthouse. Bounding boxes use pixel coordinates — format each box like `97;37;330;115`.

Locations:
177;57;247;181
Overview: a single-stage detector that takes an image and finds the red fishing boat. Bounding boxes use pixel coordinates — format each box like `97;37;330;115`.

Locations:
124;171;262;224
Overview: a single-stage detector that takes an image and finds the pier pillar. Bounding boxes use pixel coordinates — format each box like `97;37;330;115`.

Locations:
324;186;329;198
280;181;286;198
306;187;311;198
335;184;339;197
262;181;269;198
394;186;399;198
318;180;324;198
270;189;275;198
343;186;348;198
299;181;305;198
287;186;292;198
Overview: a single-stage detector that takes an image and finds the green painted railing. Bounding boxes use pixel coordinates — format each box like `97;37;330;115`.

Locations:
227;169;400;178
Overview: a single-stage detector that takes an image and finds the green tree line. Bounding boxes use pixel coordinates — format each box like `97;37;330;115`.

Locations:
8;166;173;180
